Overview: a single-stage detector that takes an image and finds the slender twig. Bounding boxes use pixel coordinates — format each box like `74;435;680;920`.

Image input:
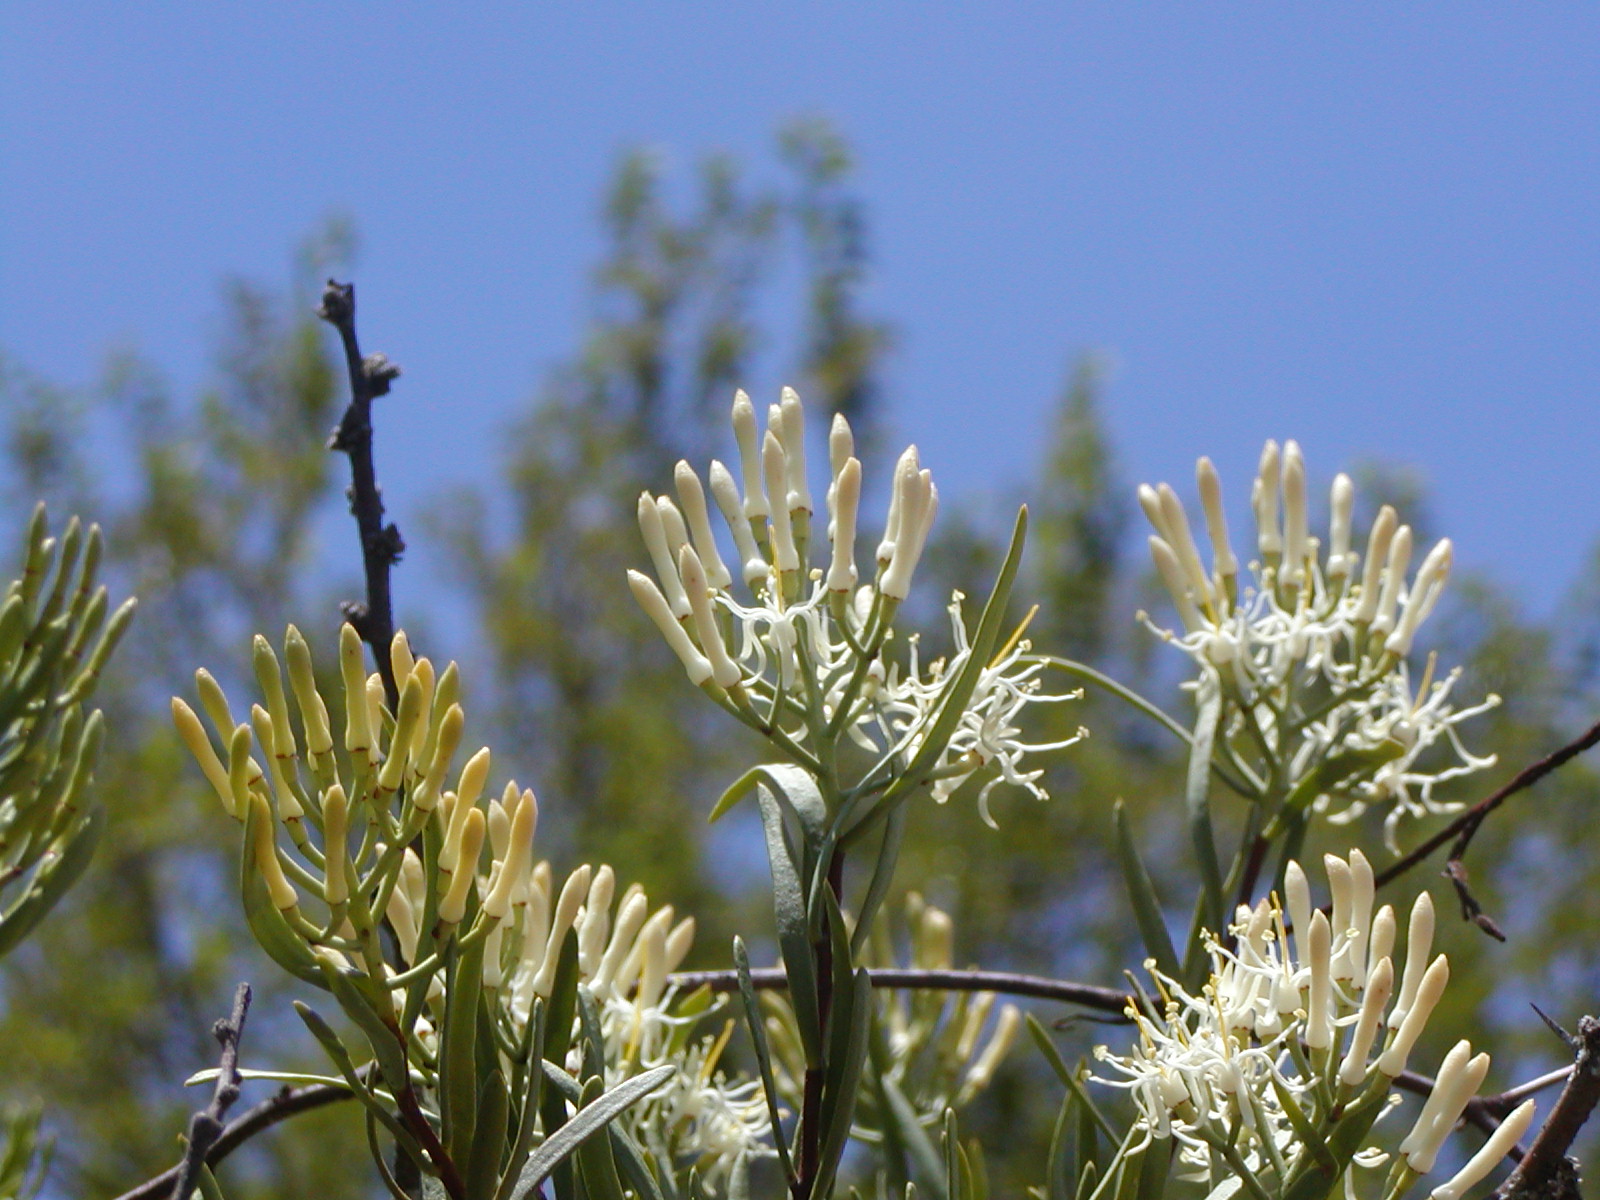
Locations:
1374;712;1600;900
114;1082;354;1200
1395;1064;1574;1151
166;984;252;1200
1493;1015;1600;1200
668;965;1132;1015
318;280;405;709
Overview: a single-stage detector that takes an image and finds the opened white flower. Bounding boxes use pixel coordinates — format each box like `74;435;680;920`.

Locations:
1138;441;1499;849
1094;851;1514;1200
631;388;1081;822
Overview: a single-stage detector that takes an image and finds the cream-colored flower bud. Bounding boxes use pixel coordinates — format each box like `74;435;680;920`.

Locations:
518;862;553;974
657;496;690;561
1326;854;1353;942
880;471;934;600
1157;484;1210;603
390;631;415;690
731;390;768;520
322;784;350;905
251;705;302;821
1282;440;1309;581
1388;538;1452;657
635;913;670;1010
1148;536;1204;633
578;865;617;974
401;847;427;910
827;413;855;531
1306;910;1334;1050
1393;890;1437;1026
365;674;385;761
172;698;236;816
481;921;506;988
457;746;491;813
338;624;372;757
707;460;766;585
377;674;426;794
195;669;235;744
826;457;861;594
679;545;741;688
762;432;800;572
1354;505;1399;623
227;725;258;822
664;916;695;974
1196;458;1238;581
249;793;298;911
251;636;296;760
628;570;714;686
956;992;997;1062
486;794;511;859
918;905;955;970
878;445;920;566
1378;955;1450;1077
412;703;463;814
407;657;436;766
960;1003;1021;1100
1401;1041;1489;1171
674;462;733;591
1429;1099;1536;1200
1369;903;1397;979
1285;859;1312;959
1137;483;1172;544
1371;524;1415;638
532;864;592;997
778;388;812;514
1255;440;1283;558
593;890;650;996
483;788;536;920
386;879;420;964
438;807;485;924
1328;474;1356;579
638;492;691;619
1338;956;1394;1085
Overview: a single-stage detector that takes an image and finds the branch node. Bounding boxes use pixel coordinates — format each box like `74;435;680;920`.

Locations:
363;352;402;395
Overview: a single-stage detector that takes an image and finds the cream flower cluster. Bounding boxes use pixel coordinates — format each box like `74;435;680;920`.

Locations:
1139;442;1499;848
1094;850;1534;1200
172;624;770;1188
630;388;1080;821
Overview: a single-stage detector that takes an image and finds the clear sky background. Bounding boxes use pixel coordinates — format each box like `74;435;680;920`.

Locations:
3;5;1597;619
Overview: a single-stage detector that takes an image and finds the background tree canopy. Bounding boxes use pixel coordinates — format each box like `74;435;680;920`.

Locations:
1;122;1596;1199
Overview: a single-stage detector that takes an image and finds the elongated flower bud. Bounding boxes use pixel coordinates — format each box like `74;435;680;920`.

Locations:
638;493;691;618
826;458;861;594
881;465;935;600
172;698;235;816
674;462;733;591
1338;956;1394;1085
762;431;800;572
533;865;592;997
1378;954;1450;1076
1282;440;1309;582
1306;910;1333;1050
1255;440;1283;558
249;793;298;911
1196;457;1237;581
1401;1041;1490;1171
438;807;485;924
778;388;812;514
338;624;372;758
413;703;463;813
628;570;713;686
251;636;296;760
251;705;301;821
321;784;349;905
1355;505;1399;623
1371;525;1414;638
1157;484;1210;604
578;864;617;974
1137;484;1173;544
390;631;415;690
1148;536;1203;633
680;545;741;688
1393;890;1436;1026
827;413;855;532
708;460;766;585
377;673;426;794
1328;474;1355;579
484;788;536;919
1429;1099;1535;1200
1285;859;1312;959
731;390;767;519
1388;538;1452;656
878;446;920;567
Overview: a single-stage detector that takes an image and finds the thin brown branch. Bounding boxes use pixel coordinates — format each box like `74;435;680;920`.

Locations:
114;1082;354;1200
668;965;1132;1014
1494;1015;1600;1200
318;279;405;710
1373;711;1600;931
165;983;252;1200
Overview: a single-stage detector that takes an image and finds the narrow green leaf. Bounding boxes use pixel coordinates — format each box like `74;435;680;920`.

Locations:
293;1001;422;1164
575;1076;629;1200
851;800;909;957
878;1071;948;1200
1185;680;1226;943
755;784;823;1066
442;937;487;1166
1024;1017;1118;1144
513;1064;674;1199
317;962;412;1100
732;937;796;1184
465;1068;509;1200
1111;800;1180;980
813;968;872;1200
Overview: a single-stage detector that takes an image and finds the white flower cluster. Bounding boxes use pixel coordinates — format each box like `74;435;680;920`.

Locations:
630;388;1081;822
1094;850;1535;1200
1139;441;1499;848
173;624;771;1190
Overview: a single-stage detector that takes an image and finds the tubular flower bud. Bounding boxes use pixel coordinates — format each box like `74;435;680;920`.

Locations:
638;492;691;619
338;624;372;758
1378;955;1451;1077
1157;483;1211;604
1255;439;1283;558
731;390;767;520
881;461;935;600
321;784;349;905
1430;1100;1536;1200
708;460;766;586
251;635;296;760
437;807;485;924
826;412;855;531
1401;1042;1491;1172
1393;890;1436;1026
826;457;861;594
249;794;298;911
1388;538;1453;657
1195;457;1237;581
172;698;235;816
762;431;800;572
390;631;416;690
1355;505;1399;623
1137;483;1173;545
679;545;741;688
627;570;713;686
1328;473;1356;579
878;445;920;566
414;703;464;813
483;788;536;919
1148;536;1204;633
777;387;812;514
1371;524;1415;638
1338;956;1394;1085
674;461;733;591
1305;910;1333;1050
1282;439;1309;582
377;674;426;794
251;705;301;822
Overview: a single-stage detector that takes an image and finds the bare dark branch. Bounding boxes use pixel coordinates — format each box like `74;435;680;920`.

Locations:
669;965;1132;1014
1494;1014;1600;1200
164;983;252;1200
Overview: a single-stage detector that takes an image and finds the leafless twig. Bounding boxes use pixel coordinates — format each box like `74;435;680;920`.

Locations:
164;983;252;1200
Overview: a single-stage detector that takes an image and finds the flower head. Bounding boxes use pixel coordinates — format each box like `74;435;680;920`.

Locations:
1138;443;1499;849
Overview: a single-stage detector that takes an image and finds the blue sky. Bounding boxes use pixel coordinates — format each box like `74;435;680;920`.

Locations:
3;4;1597;620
